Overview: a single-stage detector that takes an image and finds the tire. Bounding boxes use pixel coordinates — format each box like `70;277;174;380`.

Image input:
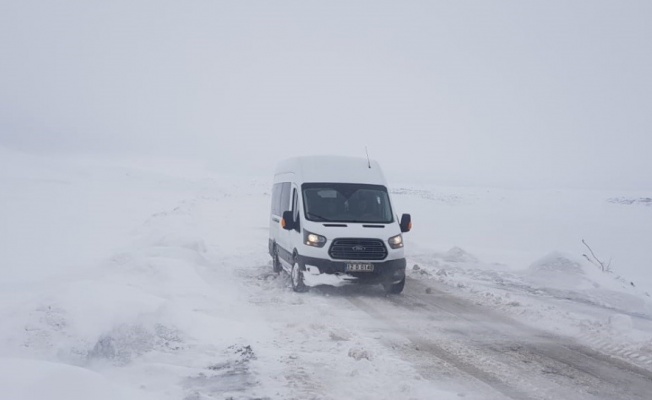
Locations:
383;278;405;294
291;262;308;293
272;247;282;273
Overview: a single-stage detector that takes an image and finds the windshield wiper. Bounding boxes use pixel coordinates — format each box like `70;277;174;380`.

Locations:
306;212;330;221
349;218;391;223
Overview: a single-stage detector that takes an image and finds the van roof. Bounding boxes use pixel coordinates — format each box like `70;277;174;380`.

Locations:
274;156;387;185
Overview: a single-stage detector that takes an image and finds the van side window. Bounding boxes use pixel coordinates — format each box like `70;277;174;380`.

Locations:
271;183;281;215
280;182;291;213
272;182;292;216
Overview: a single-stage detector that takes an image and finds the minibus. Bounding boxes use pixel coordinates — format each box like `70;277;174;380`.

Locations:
268;156;411;293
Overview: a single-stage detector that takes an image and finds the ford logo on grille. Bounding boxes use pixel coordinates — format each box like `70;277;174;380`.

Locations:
352;245;366;251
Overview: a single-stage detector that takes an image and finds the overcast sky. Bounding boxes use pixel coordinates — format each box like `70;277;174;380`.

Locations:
1;1;651;189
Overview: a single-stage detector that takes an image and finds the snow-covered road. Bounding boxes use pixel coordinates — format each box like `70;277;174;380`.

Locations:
1;152;651;399
235;262;652;400
347;279;652;400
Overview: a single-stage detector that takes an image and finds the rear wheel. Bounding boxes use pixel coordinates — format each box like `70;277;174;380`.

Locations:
291;262;308;293
383;278;405;294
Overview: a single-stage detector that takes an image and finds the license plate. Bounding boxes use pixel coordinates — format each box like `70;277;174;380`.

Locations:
346;263;374;272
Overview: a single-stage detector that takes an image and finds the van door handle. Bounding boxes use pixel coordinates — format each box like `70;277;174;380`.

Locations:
272;217;280;222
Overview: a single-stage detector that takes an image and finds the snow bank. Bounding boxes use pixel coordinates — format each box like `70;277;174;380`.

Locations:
0;358;149;400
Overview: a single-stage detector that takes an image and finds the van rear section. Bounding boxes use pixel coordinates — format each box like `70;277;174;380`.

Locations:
268;156;411;294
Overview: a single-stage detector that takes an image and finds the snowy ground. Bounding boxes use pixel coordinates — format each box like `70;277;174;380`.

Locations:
1;148;652;399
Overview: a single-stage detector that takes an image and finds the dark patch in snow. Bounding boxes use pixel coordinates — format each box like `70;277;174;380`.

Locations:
184;344;265;400
87;323;184;365
348;346;374;361
607;197;652;206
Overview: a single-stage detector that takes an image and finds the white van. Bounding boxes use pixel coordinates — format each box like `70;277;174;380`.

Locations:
268;156;411;294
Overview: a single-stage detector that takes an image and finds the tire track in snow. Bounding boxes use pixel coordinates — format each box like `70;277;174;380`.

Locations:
346;294;538;400
401;278;652;376
421;263;652;372
577;332;652;368
365;277;652;400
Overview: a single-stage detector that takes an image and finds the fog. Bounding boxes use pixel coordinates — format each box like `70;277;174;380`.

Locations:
2;1;651;189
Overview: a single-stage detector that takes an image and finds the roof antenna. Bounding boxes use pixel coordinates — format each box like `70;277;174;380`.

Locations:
365;146;371;168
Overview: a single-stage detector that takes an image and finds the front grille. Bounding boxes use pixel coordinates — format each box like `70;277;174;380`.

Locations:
328;238;388;261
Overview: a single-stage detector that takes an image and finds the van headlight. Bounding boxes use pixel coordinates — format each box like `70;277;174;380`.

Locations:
388;234;403;249
304;230;327;247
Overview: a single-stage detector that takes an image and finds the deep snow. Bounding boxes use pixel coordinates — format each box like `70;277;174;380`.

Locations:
1;148;651;399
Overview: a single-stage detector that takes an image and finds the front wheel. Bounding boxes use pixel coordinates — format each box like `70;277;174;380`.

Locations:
291;262;308;293
383;278;405;294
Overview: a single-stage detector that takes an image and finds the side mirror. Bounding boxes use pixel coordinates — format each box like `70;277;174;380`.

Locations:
400;213;412;233
281;211;295;230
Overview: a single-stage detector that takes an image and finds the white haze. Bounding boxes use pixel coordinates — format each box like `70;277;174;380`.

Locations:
1;1;652;189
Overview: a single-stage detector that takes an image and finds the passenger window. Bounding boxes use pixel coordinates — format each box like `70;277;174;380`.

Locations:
280;182;291;213
271;183;281;215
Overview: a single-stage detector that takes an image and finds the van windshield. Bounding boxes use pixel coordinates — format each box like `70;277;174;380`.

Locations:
302;183;394;223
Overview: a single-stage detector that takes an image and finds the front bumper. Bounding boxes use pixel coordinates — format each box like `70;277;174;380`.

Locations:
297;255;406;287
